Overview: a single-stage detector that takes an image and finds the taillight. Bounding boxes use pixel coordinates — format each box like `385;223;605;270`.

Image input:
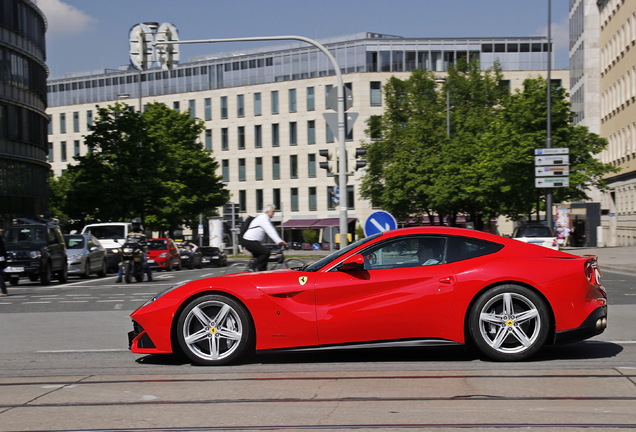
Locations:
583;255;602;286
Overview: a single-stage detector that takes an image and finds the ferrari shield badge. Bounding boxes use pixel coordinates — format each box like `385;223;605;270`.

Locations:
298;276;308;285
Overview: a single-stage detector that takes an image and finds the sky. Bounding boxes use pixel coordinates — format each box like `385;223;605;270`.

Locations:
35;0;571;79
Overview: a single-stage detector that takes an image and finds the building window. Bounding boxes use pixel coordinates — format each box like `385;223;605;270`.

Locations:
308;153;316;178
222;128;229;150
290;155;298;179
327;186;337;210
48;142;53;162
205;129;212;150
347;185;355;209
73;112;80;132
272;123;280;147
61;141;67;162
238;158;246;181
254;92;262;116
254;125;262;148
173;101;180;111
238;126;245;150
325;85;333;106
222;159;229;181
221;96;228;119
307;120;316;144
289;88;297;113
291;188;299;212
271;90;279;114
59;113;66;134
237;94;245;117
308;187;317;211
204;97;212;121
289;122;297;146
239;190;246;212
189;99;196;118
272;156;280;180
307;87;315;111
86;110;93;128
273;188;281;210
370;81;382;106
255;157;263;181
74;140;80;157
256;189;264;213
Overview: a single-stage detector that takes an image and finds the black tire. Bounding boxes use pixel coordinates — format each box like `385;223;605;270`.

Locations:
124;262;132;284
134;263;143;283
81;260;90;279
40;261;52;285
176;294;253;366
57;262;68;283
468;284;549;361
28;274;39;282
96;259;107;277
167;259;173;272
9;276;19;286
176;259;182;271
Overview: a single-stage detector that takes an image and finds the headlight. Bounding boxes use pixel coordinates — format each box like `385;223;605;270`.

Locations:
123;247;133;253
140;281;190;307
109;248;121;254
159;252;167;258
29;251;42;259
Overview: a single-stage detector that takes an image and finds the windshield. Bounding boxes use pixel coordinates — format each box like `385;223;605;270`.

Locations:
3;226;47;244
148;239;167;250
304;233;382;272
84;225;126;239
515;226;553;238
65;235;86;249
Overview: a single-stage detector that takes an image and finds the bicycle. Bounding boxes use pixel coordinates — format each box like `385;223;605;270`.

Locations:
224;249;306;274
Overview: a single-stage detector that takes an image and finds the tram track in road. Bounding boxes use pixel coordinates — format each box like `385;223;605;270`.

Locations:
1;370;635;431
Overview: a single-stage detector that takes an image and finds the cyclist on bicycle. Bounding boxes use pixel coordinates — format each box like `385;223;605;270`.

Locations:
240;204;287;271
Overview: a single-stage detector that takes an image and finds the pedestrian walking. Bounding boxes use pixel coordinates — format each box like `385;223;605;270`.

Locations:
0;232;8;296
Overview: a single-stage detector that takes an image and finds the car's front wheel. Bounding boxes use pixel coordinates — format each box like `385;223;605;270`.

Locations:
176;294;253;366
468;284;549;361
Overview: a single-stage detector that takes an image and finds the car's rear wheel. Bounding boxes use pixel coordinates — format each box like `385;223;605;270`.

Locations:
81;260;90;278
57;262;68;283
176;294;253;366
96;259;107;277
468;284;549;361
40;261;51;285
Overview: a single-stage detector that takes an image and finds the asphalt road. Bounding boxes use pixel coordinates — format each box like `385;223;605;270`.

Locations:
0;266;634;431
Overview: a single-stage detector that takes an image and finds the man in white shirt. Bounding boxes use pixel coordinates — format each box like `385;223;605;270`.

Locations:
241;204;287;271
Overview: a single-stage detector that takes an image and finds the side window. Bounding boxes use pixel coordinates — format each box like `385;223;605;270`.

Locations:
362;236;446;270
445;236;503;263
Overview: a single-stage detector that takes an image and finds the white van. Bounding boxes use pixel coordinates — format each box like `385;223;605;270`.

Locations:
81;222;133;272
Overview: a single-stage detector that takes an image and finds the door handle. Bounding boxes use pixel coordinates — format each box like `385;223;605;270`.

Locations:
439;276;454;284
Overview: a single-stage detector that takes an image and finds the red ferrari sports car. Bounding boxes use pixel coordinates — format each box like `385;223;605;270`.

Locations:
128;227;607;365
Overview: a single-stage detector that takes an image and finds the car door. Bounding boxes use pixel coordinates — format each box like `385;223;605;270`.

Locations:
313;235;458;346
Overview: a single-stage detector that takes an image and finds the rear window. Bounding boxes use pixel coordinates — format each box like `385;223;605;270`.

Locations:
514;226;553;238
65;236;86;249
148;240;167;250
445;236;503;263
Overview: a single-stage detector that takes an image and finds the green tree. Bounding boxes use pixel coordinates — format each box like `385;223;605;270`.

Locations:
50;102;229;232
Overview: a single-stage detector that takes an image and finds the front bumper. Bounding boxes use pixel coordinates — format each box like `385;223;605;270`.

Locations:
554;306;608;345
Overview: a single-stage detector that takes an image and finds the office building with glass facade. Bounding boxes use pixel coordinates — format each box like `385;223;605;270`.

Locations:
46;32;566;234
1;0;49;221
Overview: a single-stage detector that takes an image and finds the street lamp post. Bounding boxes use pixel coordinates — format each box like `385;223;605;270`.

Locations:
156;35;350;247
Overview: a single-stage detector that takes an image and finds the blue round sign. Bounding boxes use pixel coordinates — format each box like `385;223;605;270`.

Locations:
312;243;320;251
364;211;398;236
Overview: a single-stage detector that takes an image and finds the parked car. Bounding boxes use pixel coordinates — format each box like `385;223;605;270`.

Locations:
199;246;228;267
64;234;107;278
81;222;133;272
512;223;558;250
178;242;202;269
2;219;68;285
147;238;181;271
129;226;607;366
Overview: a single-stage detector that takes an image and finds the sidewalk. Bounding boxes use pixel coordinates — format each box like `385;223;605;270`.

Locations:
562;245;635;274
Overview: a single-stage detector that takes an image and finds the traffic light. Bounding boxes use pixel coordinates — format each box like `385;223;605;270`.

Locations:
319;149;338;175
156;23;180;70
128;23;154;71
348;147;367;173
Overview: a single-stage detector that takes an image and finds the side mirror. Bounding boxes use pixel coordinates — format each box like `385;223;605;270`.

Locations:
337;254;365;271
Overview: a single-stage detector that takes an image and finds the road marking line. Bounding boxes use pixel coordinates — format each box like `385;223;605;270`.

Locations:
37;349;128;353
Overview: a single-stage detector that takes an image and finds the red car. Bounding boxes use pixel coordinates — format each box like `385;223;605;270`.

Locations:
128;227;607;365
146;238;181;271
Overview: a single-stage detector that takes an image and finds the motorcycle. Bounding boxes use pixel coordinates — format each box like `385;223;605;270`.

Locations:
120;239;145;283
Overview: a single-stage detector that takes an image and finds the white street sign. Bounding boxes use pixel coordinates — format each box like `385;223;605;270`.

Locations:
535;177;570;188
534;148;568;155
535;166;569;176
535;155;569;166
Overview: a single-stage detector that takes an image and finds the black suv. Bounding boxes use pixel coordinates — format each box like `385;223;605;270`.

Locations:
2;219;68;286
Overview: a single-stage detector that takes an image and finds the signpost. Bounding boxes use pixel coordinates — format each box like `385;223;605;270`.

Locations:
364;211;398;236
534;148;569;189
